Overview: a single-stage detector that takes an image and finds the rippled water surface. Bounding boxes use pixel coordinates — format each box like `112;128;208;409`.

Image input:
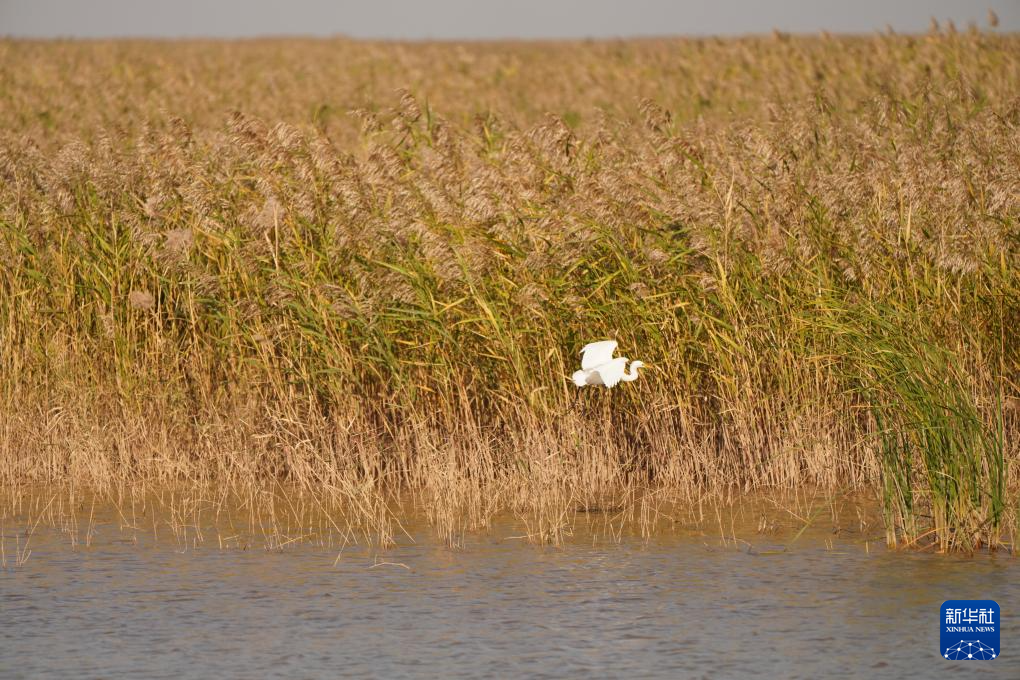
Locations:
2;509;1018;679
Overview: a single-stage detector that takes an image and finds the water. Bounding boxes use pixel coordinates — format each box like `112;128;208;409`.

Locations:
1;511;1017;679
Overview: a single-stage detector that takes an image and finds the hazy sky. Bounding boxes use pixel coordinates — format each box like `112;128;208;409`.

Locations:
1;0;1017;39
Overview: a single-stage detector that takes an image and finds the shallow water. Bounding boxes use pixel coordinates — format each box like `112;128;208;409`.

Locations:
1;511;1017;679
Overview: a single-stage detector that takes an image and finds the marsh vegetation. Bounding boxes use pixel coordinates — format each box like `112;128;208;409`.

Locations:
1;28;1017;551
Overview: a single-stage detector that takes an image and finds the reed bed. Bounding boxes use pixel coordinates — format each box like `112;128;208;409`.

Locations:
0;483;885;559
1;29;1018;551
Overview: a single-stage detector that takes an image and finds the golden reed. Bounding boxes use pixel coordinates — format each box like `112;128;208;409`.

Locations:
1;30;1018;550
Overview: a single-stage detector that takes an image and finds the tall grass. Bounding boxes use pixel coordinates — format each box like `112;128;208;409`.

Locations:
818;302;1007;551
0;30;1018;549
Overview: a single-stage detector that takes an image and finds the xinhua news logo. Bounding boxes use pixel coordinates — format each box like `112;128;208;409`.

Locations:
941;600;1000;661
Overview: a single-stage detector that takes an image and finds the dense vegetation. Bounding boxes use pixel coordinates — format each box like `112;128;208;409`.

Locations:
1;28;1018;549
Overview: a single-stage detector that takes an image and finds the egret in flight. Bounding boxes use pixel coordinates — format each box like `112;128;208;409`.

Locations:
571;340;645;388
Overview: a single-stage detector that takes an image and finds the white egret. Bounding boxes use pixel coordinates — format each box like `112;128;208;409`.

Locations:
571;340;645;388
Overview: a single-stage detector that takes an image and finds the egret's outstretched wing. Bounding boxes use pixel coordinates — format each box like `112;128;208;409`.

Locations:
594;357;628;387
580;340;618;370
